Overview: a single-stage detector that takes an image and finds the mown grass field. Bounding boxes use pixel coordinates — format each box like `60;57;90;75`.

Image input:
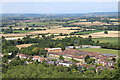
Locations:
74;30;106;35
92;37;119;44
79;48;118;55
13;30;35;33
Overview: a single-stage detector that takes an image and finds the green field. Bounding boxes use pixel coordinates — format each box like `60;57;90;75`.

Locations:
13;30;34;33
79;48;118;55
93;37;119;44
18;21;63;26
74;30;105;35
20;22;50;26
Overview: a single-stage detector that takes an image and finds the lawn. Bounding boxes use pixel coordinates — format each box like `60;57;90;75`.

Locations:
13;30;34;33
92;37;119;44
79;48;118;55
74;30;105;35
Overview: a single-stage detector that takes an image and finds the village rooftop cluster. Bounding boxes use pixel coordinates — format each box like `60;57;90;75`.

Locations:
1;45;117;73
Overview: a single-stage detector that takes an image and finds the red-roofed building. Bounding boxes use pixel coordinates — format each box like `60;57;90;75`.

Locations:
16;54;29;59
32;56;41;61
38;58;46;62
47;49;102;62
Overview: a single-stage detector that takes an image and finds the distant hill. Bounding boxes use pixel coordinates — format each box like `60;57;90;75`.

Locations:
83;12;118;16
1;12;118;18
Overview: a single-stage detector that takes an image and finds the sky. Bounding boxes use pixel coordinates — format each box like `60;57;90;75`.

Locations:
1;0;119;2
1;1;118;14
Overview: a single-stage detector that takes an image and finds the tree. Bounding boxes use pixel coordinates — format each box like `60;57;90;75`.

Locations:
104;31;108;34
39;48;47;57
59;33;63;36
24;27;29;30
42;34;46;38
32;24;35;27
84;55;90;63
86;58;95;64
88;35;92;38
24;35;30;39
9;26;13;33
73;46;76;49
30;27;35;30
32;47;40;55
88;35;92;42
112;57;116;62
2;36;5;39
50;34;55;38
6;46;19;55
3;27;13;33
70;32;74;35
59;55;64;61
96;40;99;44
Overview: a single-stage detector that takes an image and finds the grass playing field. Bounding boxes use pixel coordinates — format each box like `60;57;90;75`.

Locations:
92;37;119;44
79;48;118;55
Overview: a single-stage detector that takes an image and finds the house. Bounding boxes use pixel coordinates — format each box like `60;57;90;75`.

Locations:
108;62;114;66
47;49;101;63
76;63;94;69
63;55;73;59
47;61;55;65
58;62;72;67
82;45;101;48
8;60;12;63
48;52;62;58
0;53;4;57
16;54;29;59
32;56;41;61
45;48;51;50
45;48;62;52
38;58;46;62
75;63;82;66
101;54;117;57
97;59;109;66
8;52;12;56
65;46;81;49
73;56;85;62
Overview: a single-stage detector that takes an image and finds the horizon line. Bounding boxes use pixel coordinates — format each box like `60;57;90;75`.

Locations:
0;11;118;14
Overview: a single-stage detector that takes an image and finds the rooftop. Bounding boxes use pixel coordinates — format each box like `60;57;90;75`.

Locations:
48;48;62;50
33;56;41;58
101;54;117;57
